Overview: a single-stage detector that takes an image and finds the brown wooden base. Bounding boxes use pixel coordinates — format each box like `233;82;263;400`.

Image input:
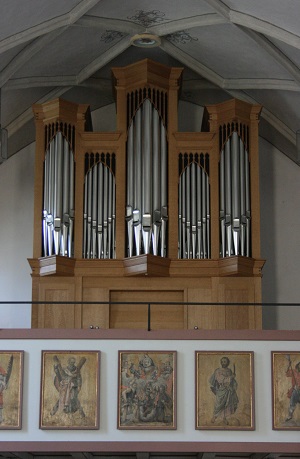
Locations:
28;256;264;331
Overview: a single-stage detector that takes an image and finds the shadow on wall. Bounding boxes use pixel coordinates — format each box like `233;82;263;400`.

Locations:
259;137;277;329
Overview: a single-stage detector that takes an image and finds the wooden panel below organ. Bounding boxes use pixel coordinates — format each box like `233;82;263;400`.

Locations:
37;280;76;328
82;287;110;329
186;282;225;330
217;278;260;329
109;290;185;329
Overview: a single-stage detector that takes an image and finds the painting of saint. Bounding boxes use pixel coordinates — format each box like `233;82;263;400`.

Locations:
118;351;176;429
0;351;23;430
196;351;254;430
40;351;100;429
272;351;300;430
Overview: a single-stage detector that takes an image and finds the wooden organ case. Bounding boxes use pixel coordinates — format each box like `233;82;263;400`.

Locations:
29;59;265;329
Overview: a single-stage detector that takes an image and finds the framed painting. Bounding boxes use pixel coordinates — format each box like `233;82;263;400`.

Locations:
118;351;176;429
272;351;300;430
195;351;255;430
0;351;24;430
40;350;100;429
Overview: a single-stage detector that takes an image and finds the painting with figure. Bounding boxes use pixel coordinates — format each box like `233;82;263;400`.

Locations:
272;351;300;430
118;351;176;429
40;351;100;429
196;351;255;430
0;351;24;430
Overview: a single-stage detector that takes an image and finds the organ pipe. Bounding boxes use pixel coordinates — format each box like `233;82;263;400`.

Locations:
126;99;168;257
42;131;74;257
178;155;210;259
219;131;251;257
82;157;116;259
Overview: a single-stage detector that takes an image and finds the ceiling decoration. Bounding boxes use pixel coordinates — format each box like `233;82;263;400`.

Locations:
1;0;300;165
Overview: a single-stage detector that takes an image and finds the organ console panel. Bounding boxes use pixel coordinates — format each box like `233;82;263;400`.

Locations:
28;59;265;330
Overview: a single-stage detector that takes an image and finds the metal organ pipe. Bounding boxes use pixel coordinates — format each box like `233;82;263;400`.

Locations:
219;131;251;258
126;98;168;257
42;131;74;258
160;123;168;258
142;99;152;254
82;157;116;259
178;156;210;259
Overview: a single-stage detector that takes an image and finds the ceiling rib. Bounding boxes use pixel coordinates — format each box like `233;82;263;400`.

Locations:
240;27;300;87
160;38;224;87
203;0;300;50
76;35;132;84
75;15;143;34
149;13;227;35
0;0;101;55
0;28;68;87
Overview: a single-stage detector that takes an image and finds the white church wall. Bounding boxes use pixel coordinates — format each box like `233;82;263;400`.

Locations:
259;137;300;329
0;143;34;328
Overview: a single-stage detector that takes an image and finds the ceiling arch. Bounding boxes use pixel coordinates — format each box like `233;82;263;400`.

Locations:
1;0;300;164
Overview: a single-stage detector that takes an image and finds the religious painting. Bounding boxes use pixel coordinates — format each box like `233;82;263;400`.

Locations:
40;350;100;429
272;351;300;430
195;351;255;430
0;351;24;430
118;351;176;429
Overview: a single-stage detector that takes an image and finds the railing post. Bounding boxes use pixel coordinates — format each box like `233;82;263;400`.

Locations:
148;303;151;331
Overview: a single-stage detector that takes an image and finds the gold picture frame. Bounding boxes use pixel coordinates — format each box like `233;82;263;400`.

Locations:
0;351;24;430
272;351;300;430
118;351;176;429
196;351;255;430
40;350;100;429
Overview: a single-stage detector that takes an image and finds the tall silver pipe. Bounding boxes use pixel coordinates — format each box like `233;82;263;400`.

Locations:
178;174;182;258
178;159;210;260
142;100;152;254
126;124;134;257
91;163;98;258
219;148;225;258
196;162;203;258
152;107;161;256
186;163;191;258
62;139;70;256
181;169;186;258
219;132;251;258
112;174;116;258
126;99;168;258
239;138;246;256
83;169;88;257
43;151;49;256
108;168;113;259
97;162;104;259
201;167;207;258
86;168;92;258
160;123;168;257
134;109;142;256
206;170;210;259
103;164;108;259
232;132;240;255
191;162;197;259
245;148;251;256
225;138;232;257
42;132;74;258
68;148;74;258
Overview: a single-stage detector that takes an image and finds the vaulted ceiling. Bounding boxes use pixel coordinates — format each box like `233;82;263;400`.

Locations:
2;0;300;164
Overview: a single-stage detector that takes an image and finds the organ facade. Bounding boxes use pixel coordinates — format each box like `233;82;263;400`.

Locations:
29;59;264;330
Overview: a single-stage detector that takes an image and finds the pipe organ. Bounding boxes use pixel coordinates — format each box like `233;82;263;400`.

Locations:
29;59;265;330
